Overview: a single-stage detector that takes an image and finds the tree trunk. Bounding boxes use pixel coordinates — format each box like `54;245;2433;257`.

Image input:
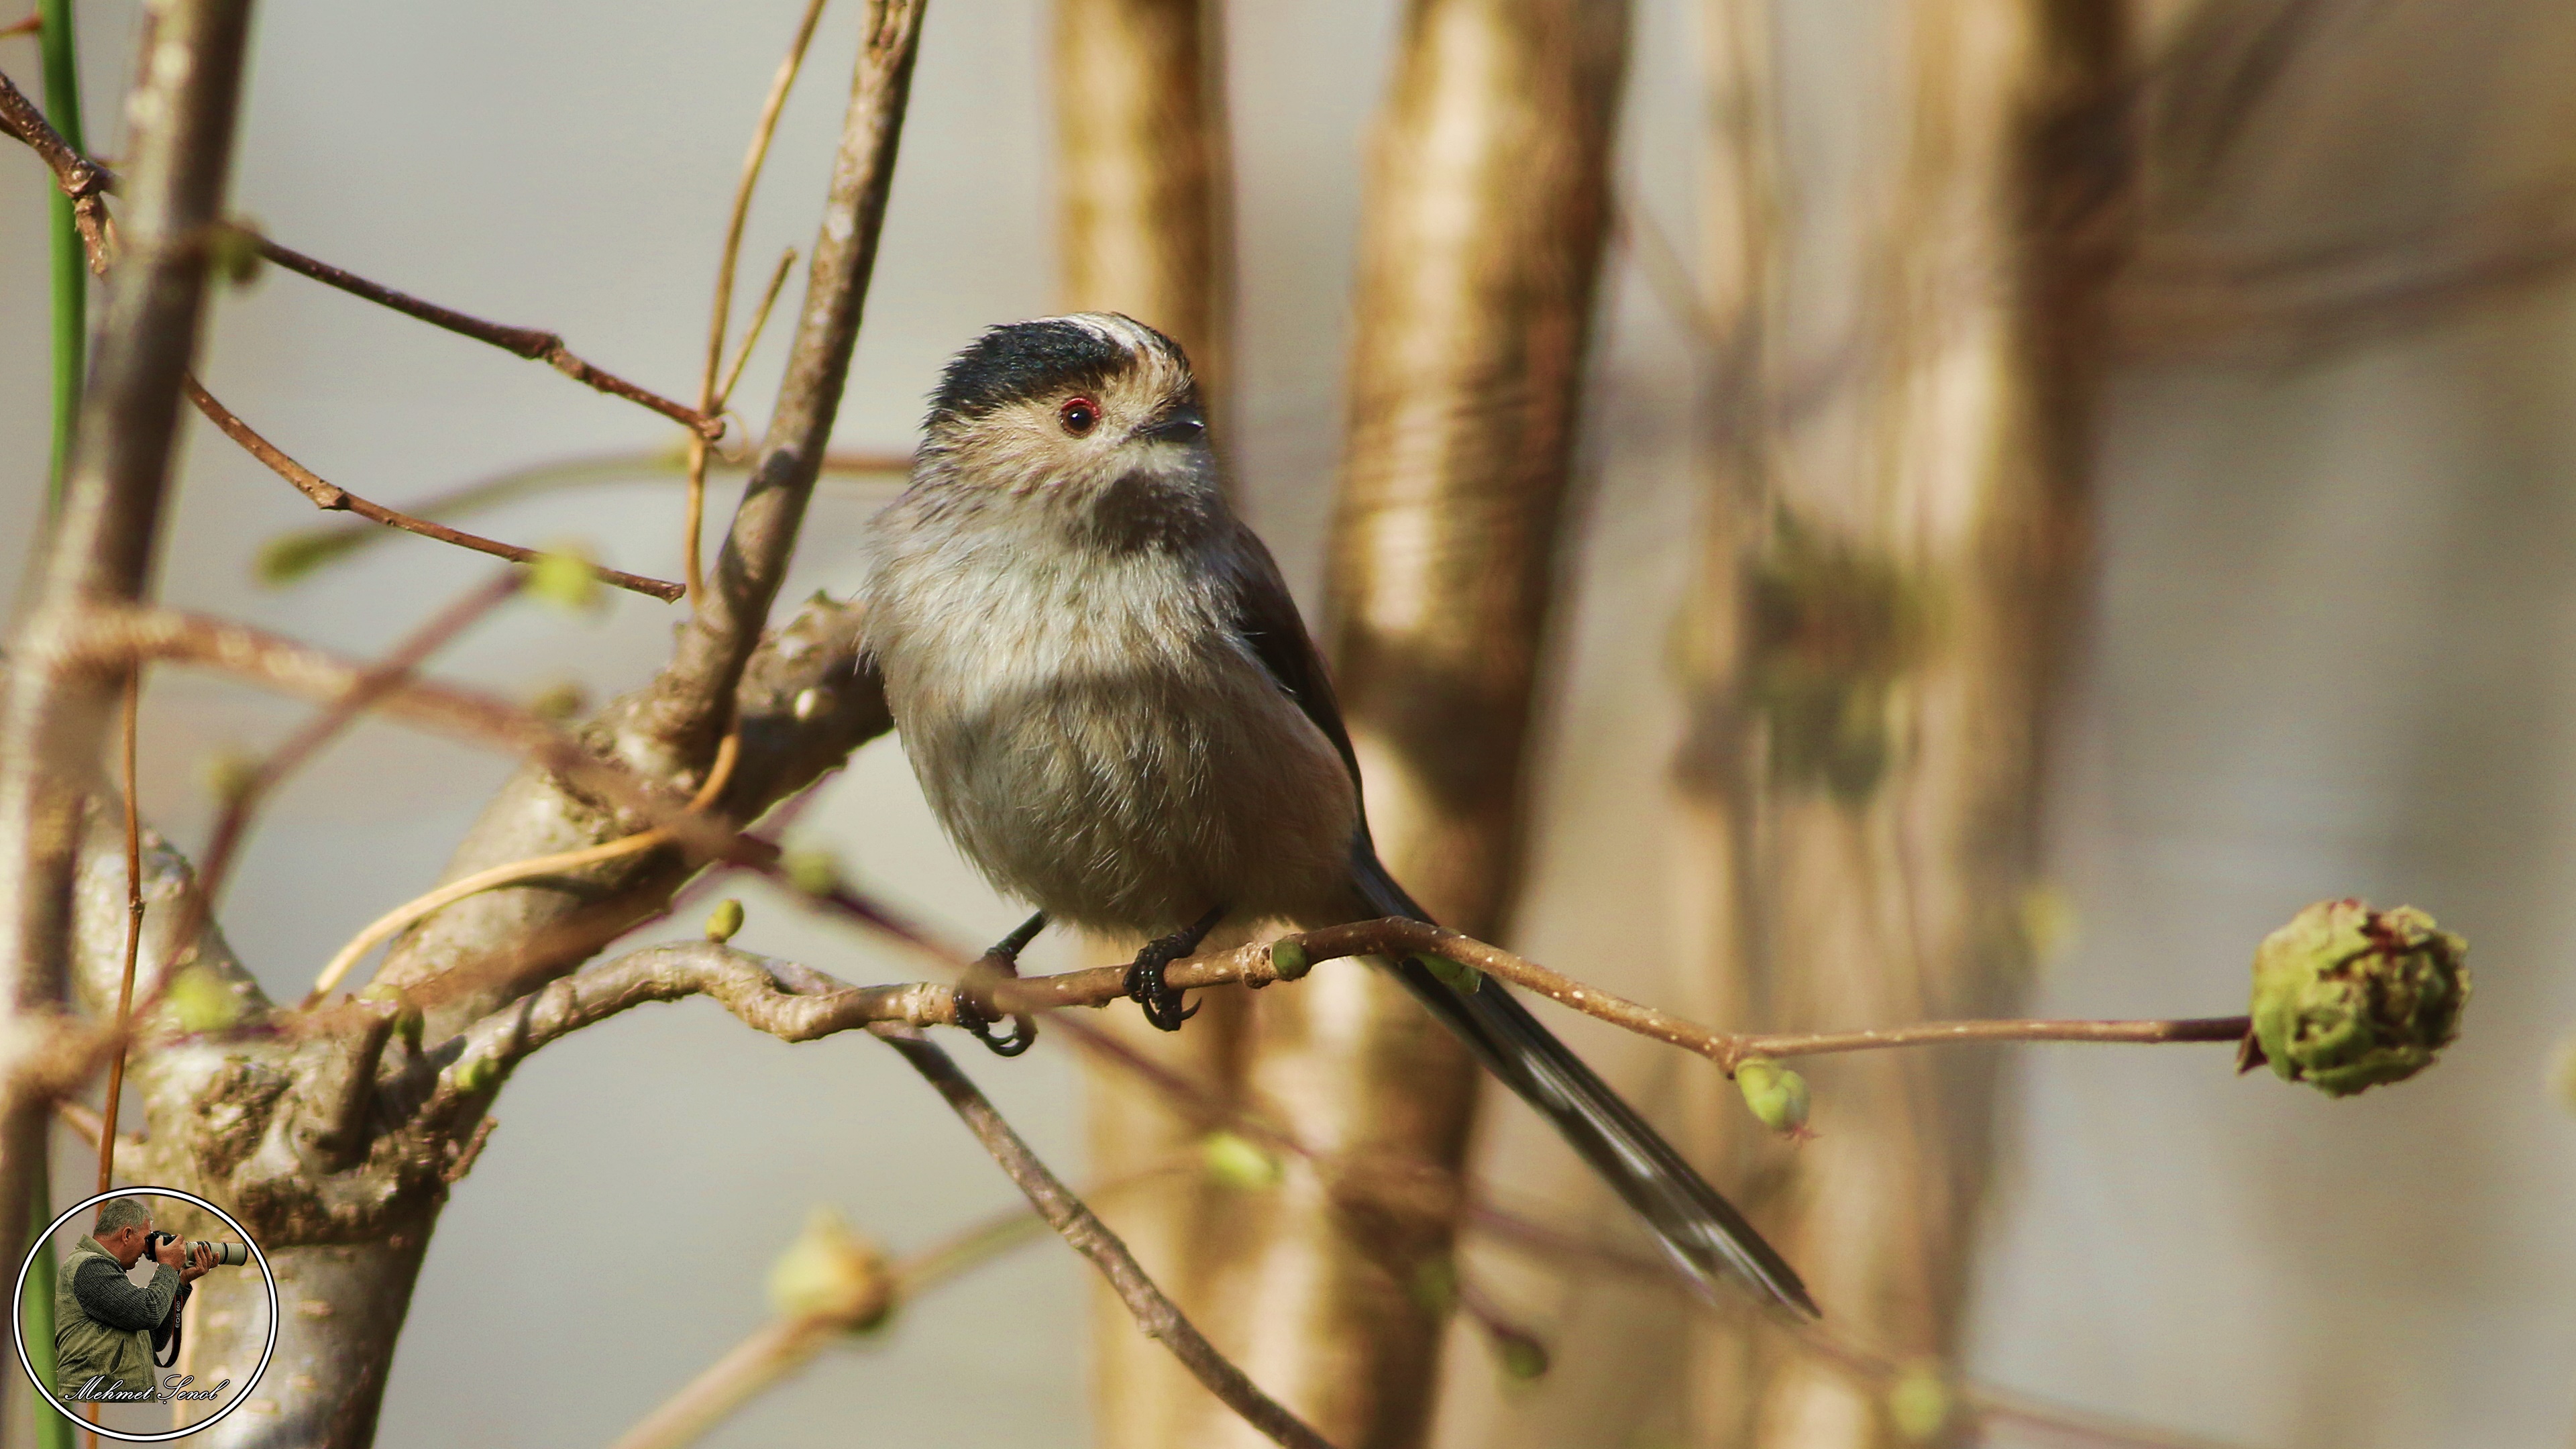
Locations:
1143;3;1632;1446
1673;1;2133;1445
0;0;258;1428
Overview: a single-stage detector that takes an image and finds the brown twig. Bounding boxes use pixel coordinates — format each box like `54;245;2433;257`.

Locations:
182;376;686;602
640;0;926;753
0;13;40;38
250;236;721;439
5;62;714;441
875;1027;1342;1449
447;930;2249;1128
95;669;143;1193
686;0;833;603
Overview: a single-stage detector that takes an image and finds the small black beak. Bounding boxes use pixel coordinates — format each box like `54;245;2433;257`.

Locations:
1138;406;1207;445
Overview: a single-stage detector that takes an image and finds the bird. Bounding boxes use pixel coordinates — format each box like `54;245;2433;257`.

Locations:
859;312;1816;1316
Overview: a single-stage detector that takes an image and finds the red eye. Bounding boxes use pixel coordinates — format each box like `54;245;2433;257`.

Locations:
1058;396;1099;436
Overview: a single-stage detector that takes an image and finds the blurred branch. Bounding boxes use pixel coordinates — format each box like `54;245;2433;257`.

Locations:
182;376;687;601
609;1164;1185;1449
256;447;908;586
190;570;529;920
2115;179;2576;357
878;1028;1343;1449
684;0;832;602
0;0;255;1323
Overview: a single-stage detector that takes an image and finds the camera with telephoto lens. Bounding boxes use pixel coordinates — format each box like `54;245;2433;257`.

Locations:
142;1230;249;1267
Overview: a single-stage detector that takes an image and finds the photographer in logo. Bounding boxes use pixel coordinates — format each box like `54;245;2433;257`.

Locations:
53;1197;243;1403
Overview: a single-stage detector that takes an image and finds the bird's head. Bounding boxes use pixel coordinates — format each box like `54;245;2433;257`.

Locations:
915;313;1214;524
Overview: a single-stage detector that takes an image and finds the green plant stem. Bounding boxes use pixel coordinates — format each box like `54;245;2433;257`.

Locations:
39;0;87;512
21;1164;71;1449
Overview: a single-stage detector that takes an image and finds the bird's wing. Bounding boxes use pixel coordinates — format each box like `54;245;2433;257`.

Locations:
1212;519;1818;1316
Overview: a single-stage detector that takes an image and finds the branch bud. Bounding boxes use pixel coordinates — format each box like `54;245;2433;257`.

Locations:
1487;1322;1550;1381
766;1207;894;1333
1735;1057;1813;1139
1199;1130;1283;1190
1886;1362;1953;1442
781;848;843;898
164;966;246;1033
704;898;746;943
1269;937;1312;981
528;543;603;614
1415;953;1481;991
2247;900;2469;1097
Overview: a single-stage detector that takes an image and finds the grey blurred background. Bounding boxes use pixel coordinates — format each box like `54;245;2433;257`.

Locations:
4;1;2573;1446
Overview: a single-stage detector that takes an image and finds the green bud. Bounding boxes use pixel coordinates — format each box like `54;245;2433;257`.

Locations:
254;530;357;586
209;219;264;288
766;1207;894;1332
360;984;425;1054
704;898;747;944
200;748;260;807
528;543;602;614
1886;1362;1952;1442
781;849;843;898
1415;953;1481;991
163;967;244;1034
1735;1057;1812;1138
2247;900;2469;1097
1489;1324;1550;1381
449;1054;500;1097
1199;1130;1283;1191
1269;938;1313;981
527;678;589;723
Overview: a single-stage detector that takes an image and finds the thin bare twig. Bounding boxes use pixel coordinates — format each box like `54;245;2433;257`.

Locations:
5;62;719;439
640;0;926;753
182;376;686;602
95;669;142;1193
686;0;833;602
250;236;722;439
876;1027;1342;1449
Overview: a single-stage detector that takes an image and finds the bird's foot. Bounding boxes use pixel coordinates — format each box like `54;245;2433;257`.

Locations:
956;912;1046;1058
1123;904;1227;1033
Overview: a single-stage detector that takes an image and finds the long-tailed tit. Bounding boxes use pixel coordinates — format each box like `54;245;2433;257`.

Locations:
861;313;1815;1315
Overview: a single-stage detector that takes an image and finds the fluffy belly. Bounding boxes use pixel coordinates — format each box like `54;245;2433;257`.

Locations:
894;651;1360;936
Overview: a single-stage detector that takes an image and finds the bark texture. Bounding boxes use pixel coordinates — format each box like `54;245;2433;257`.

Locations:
13;7;928;1444
1136;4;1633;1446
1672;1;2134;1445
0;0;258;1421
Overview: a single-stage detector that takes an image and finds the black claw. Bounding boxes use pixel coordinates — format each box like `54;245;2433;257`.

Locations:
1123;905;1227;1034
955;986;1038;1057
957;912;1046;1058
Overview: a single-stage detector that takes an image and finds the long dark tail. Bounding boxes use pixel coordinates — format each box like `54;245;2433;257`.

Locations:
1351;844;1817;1317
